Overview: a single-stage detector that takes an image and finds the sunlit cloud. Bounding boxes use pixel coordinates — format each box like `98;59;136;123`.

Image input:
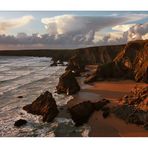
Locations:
0;15;34;34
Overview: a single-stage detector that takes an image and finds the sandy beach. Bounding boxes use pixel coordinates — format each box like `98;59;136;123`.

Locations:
68;79;148;137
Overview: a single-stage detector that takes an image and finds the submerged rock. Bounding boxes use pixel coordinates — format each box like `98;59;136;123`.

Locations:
56;70;80;95
23;91;59;122
14;119;27;127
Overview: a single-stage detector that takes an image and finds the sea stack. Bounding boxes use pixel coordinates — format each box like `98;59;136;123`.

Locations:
23;91;59;122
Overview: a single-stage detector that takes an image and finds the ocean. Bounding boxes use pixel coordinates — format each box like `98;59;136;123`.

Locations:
0;56;90;137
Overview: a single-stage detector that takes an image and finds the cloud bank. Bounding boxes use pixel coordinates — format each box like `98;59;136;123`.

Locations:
0;14;148;49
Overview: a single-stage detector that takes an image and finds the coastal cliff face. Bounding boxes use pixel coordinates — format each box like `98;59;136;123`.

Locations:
0;44;123;65
85;40;148;83
114;40;148;82
65;45;124;75
75;45;124;65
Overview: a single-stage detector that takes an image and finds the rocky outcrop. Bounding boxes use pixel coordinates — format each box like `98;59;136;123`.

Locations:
66;54;86;76
119;86;148;112
68;101;94;126
114;40;148;82
0;45;123;67
113;86;148;127
85;40;148;83
113;105;148;125
14;119;27;127
56;70;80;95
65;45;123;76
23;91;59;122
68;99;110;126
84;62;124;83
75;44;124;65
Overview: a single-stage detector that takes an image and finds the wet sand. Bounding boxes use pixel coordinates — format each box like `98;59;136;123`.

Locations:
68;80;148;137
89;80;148;103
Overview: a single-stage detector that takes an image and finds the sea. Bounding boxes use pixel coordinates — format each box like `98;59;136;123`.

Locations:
0;56;90;137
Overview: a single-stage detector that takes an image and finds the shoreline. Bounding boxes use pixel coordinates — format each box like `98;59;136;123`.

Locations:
68;79;148;137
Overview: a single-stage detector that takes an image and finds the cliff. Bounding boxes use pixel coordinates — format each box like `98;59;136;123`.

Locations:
0;44;124;64
85;40;148;83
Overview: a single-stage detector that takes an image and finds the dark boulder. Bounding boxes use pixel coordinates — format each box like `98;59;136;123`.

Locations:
93;99;110;110
68;101;94;126
23;91;59;122
56;70;80;95
14;119;27;127
68;99;110;126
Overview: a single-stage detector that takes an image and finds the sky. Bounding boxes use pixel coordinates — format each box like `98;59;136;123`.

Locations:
0;11;148;49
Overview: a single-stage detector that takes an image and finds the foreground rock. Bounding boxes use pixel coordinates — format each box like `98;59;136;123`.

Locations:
85;40;148;83
68;99;110;126
68;101;94;126
56;70;80;95
113;86;148;128
14;119;27;127
113;105;148;125
23;91;59;122
119;86;148;111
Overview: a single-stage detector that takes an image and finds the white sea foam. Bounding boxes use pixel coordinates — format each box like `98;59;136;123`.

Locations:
0;56;90;137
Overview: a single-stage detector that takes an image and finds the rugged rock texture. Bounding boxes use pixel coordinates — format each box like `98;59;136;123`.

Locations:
114;40;148;82
14;119;27;127
23;91;59;122
113;105;148;125
68;101;94;126
119;86;148;111
75;44;124;65
56;70;80;95
113;86;148;128
66;54;86;76
85;40;148;83
68;99;110;126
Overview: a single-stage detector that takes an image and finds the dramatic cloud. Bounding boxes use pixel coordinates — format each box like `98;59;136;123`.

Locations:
93;23;148;45
40;14;148;47
112;24;136;32
0;14;148;49
41;14;148;36
0;15;34;34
